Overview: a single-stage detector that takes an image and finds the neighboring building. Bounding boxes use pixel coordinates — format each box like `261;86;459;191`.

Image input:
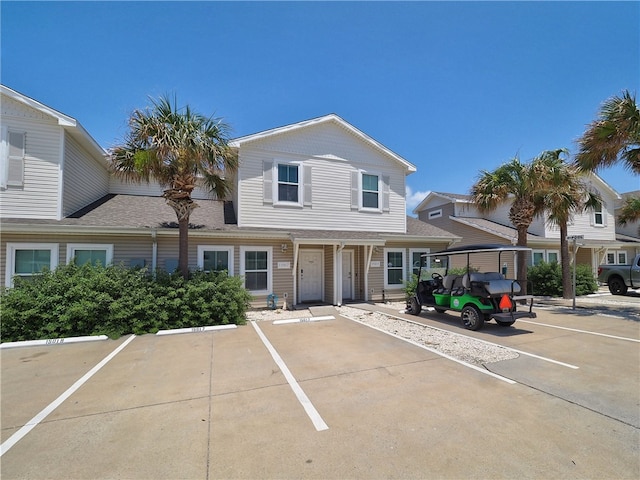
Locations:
0;85;460;305
414;181;640;276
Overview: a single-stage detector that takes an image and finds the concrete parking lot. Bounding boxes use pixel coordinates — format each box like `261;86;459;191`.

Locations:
1;304;639;479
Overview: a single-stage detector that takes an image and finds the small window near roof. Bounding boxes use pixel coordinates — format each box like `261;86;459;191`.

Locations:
428;209;442;219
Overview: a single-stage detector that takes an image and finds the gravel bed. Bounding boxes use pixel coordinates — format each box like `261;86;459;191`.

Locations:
337;305;519;366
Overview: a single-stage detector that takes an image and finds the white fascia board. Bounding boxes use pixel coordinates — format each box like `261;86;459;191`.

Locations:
231;114;416;173
1;84;76;126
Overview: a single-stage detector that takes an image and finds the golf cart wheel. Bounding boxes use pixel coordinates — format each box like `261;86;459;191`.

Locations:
608;276;628;296
495;319;515;327
461;305;484;331
407;297;422;315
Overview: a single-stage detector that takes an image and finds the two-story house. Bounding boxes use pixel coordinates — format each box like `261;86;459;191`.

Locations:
414;180;640;277
0;85;460;306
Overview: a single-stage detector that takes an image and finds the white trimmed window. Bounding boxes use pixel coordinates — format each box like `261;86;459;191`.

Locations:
277;163;301;204
240;246;272;294
67;244;113;266
606;251;628;265
1;128;26;188
593;203;605;226
6;243;59;287
197;246;233;274
410;248;430;277
263;160;312;207
384;248;406;289
351;171;390;212
532;249;559;266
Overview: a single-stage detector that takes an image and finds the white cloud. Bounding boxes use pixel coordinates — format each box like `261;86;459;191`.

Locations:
405;186;430;216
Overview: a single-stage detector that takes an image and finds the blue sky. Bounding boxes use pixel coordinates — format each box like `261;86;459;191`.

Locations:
2;1;639;214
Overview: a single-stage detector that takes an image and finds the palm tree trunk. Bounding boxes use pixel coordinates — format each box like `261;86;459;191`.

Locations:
178;217;189;278
516;226;529;296
559;222;572;299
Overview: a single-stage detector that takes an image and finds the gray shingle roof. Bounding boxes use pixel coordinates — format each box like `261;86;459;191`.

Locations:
2;194;459;243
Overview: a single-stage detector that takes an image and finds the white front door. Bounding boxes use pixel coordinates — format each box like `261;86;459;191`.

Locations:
299;250;323;302
341;250;353;300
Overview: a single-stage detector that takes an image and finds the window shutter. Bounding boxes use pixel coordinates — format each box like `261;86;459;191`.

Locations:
263;160;273;204
351;171;359;210
0;126;7;189
303;165;312;207
7;131;25;187
382;175;390;212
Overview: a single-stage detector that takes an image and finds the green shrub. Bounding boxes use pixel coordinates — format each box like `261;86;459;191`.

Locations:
0;264;251;342
527;262;597;297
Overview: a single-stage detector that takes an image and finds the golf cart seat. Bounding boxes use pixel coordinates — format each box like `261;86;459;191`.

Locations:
462;272;521;296
436;274;461;294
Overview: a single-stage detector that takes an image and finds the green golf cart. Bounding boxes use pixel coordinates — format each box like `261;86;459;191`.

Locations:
405;244;536;330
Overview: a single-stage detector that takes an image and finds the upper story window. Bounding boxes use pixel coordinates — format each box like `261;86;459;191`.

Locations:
6;243;59;287
593;203;604;226
263;160;312;207
362;174;379;209
277;163;300;203
351;171;390;213
1;128;26;188
67;244;113;266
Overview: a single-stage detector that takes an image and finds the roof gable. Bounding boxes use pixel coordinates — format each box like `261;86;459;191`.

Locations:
230;114;416;173
1;84;106;160
413;191;472;214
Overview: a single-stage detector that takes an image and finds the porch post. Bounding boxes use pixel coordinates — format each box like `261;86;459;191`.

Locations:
292;243;300;306
364;245;374;302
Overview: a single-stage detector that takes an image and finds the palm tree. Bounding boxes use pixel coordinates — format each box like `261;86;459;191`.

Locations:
576;90;640;226
575;90;640;174
471;157;543;292
110;95;238;278
534;150;600;299
617;195;640;228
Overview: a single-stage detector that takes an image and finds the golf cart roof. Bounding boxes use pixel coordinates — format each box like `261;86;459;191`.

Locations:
423;244;532;257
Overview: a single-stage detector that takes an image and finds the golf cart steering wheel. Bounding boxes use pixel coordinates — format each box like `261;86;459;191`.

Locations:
431;272;443;282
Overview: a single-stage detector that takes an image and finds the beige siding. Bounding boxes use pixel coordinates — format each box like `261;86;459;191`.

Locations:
0;97;61;219
237;122;407;233
62;133;109;216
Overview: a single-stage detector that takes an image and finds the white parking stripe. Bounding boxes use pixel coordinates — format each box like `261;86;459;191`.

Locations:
519;320;640;343
250;321;329;432
346;316;517;384
379;311;580;369
0;335;137;457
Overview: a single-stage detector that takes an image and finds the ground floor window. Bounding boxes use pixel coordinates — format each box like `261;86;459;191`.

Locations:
384;248;405;288
197;246;234;274
606;251;628;265
6;243;59;287
532;249;559;266
240;247;272;294
67;244;113;266
409;248;430;277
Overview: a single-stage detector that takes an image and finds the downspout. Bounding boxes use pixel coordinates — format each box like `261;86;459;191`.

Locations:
151;228;157;278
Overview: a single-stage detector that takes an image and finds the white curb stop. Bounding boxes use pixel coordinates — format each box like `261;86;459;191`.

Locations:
156;324;237;336
273;315;335;325
0;335;109;349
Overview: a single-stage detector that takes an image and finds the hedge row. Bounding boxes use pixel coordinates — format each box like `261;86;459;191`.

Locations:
0;263;251;342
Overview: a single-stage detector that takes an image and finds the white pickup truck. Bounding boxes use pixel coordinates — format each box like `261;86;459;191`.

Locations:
597;254;640;295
